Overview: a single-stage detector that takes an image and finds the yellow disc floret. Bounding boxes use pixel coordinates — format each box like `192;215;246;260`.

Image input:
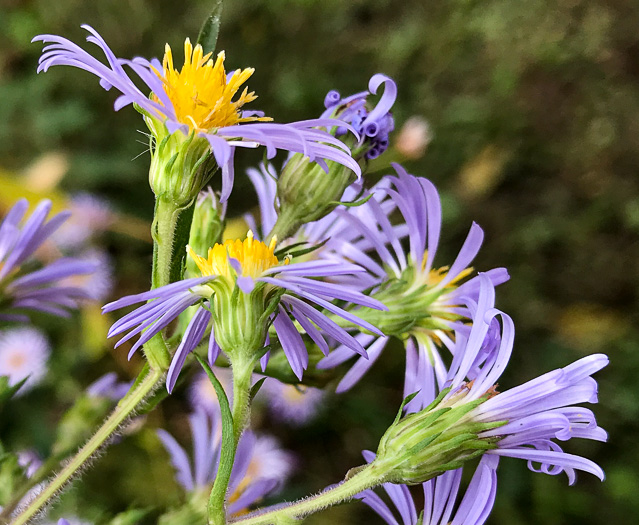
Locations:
153;39;271;133
187;231;282;282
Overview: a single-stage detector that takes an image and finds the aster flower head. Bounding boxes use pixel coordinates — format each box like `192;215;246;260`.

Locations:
0;327;50;394
157;409;294;516
0;199;97;321
275;75;397;237
33;26;361;203
317;164;509;398
103;231;386;392
398;275;608;485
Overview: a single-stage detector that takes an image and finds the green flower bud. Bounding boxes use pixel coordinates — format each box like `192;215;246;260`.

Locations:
186;189;226;278
146;116;217;207
274;155;356;240
372;389;504;484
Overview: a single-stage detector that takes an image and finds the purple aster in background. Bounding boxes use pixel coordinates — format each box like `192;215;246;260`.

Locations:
33;26;361;202
86;372;132;400
157;409;294;516
189;368;234;415
60;248;114;302
316;164;509;402
0;327;50;394
50;193;113;249
17;450;43;479
103;231;385;392
0;199;96;321
260;379;326;426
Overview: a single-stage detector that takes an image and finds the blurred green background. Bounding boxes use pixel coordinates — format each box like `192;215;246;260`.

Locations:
0;0;636;523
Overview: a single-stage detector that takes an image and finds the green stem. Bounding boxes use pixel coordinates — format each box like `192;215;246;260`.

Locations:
267;206;299;244
206;356;255;525
231;357;254;443
8;369;163;525
230;462;387;525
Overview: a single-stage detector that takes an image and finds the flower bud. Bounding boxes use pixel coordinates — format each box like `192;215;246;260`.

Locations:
372;390;504;484
273;75;397;239
146;116;217;206
186;189;227;278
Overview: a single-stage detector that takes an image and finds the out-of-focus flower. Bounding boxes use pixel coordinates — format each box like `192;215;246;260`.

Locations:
86;372;131;400
60;248;113;302
317;165;508;402
395;116;432;160
51;193;113;249
34;26;360;203
261;379;325;425
104;232;385;392
17;450;42;478
189;368;234;415
0;199;96;321
157;409;294;516
0;327;50;394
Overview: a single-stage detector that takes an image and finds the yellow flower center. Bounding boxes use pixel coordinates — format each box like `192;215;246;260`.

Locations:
153;39;271;133
188;231;284;281
420;251;474;289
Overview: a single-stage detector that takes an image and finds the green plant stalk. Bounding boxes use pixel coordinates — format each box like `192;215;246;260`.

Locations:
230;461;388;525
8;368;164;525
205;355;256;525
230;356;255;443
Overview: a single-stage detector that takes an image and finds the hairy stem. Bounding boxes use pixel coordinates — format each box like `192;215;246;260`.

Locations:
8;369;163;525
230;461;387;525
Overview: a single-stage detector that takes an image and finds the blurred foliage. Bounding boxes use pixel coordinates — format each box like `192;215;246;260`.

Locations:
0;0;637;523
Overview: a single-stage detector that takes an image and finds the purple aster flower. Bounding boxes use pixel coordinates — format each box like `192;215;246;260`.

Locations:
50;192;113;249
321;74;396;160
33;26;361;202
260;379;326;425
157;409;294;516
316;164;509;398
0;199;97;321
0;327;50;394
103;232;386;392
413;275;607;483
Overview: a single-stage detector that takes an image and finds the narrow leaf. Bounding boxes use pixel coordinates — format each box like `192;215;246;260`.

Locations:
197;0;224;55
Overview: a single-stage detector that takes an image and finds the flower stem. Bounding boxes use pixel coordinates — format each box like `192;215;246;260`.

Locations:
206;356;255;525
229;461;387;525
8;368;163;525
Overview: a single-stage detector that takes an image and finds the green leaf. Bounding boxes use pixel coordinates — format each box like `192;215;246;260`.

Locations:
249;377;267;402
194;354;235;521
0;376;28;409
196;1;223;55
